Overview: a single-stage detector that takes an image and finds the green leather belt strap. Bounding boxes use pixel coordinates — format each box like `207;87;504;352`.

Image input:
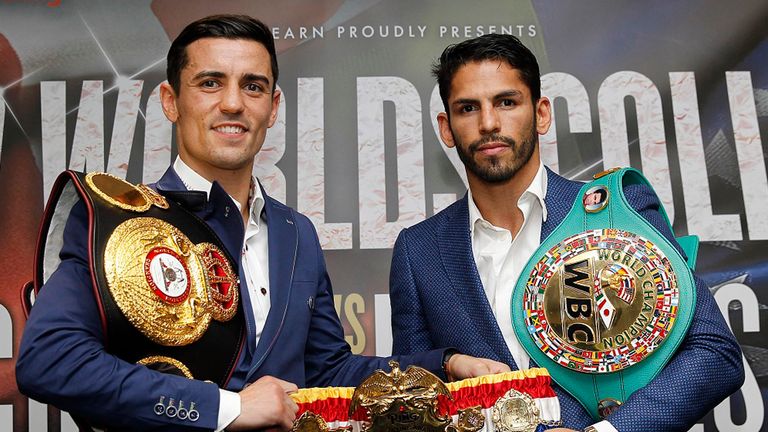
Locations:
511;167;697;420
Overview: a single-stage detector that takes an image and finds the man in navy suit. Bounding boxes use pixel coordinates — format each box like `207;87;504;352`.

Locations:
16;15;508;431
389;34;744;431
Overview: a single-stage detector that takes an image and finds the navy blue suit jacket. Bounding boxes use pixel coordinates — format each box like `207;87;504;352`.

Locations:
17;167;445;431
390;168;744;431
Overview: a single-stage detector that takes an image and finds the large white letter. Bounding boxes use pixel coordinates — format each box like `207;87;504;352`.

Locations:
598;72;674;221
254;85;286;203
727;72;768;240
41;81;67;201
430;84;464;214
142;83;173;183
297;78;352;249
358;77;426;249
540;72;592;173
714;282;763;430
105;80;143;178
70;81;105;173
670;72;742;240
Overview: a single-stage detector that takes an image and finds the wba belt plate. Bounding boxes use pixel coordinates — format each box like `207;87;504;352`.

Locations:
512;168;698;420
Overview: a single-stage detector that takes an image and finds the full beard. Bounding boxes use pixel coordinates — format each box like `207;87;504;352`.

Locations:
453;123;537;184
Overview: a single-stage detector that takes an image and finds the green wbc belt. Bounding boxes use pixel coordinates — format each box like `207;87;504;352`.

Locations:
511;168;697;420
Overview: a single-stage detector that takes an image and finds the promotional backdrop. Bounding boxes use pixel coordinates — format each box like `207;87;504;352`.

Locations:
0;1;765;430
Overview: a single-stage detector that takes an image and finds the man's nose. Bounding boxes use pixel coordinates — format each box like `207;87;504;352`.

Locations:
479;107;501;135
220;85;244;113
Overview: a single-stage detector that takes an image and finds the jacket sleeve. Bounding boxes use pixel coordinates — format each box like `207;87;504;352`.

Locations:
16;201;221;431
298;216;448;387
605;183;745;431
389;228;437;355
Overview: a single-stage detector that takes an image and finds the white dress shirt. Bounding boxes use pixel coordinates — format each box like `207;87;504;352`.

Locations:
467;161;616;432
468;161;547;371
173;157;270;431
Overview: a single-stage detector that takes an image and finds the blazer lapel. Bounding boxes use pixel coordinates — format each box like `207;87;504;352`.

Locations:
246;187;297;380
541;167;582;241
437;195;515;367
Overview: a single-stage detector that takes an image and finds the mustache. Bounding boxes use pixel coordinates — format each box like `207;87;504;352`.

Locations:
468;134;517;152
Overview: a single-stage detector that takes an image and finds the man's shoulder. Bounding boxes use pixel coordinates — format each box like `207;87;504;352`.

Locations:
398;197;467;241
262;192;316;231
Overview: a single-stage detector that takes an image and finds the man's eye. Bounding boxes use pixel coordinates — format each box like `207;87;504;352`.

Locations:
201;80;219;88
460;105;476;113
500;99;515;107
244;83;265;93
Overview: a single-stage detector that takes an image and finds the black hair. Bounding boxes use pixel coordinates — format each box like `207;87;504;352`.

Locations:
432;33;540;111
166;14;278;93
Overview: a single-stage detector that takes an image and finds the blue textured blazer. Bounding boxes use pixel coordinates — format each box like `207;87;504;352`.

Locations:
17;167;446;431
390;168;744;431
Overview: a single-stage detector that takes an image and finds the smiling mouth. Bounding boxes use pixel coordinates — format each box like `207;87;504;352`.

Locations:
213;125;248;134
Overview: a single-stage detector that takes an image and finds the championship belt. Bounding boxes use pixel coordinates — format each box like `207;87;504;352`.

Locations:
511;167;698;420
33;170;245;387
290;362;561;432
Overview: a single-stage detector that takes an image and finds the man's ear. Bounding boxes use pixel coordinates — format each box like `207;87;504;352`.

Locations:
160;82;179;123
267;87;281;128
437;112;455;148
535;96;552;136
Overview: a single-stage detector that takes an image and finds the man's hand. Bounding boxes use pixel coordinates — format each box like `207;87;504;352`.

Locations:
228;376;299;431
446;354;511;380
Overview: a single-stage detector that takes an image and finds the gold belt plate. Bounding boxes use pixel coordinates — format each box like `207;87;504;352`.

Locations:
522;229;679;373
103;217;238;346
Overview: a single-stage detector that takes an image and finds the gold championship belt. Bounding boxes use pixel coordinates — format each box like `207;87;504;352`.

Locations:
32;171;245;387
512;168;697;419
290;362;562;432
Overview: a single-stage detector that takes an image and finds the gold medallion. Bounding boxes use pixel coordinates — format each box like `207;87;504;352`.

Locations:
194;242;239;322
491;389;540;432
104;218;239;346
85;172;170;212
348;360;483;432
522;229;679;373
86;172;151;212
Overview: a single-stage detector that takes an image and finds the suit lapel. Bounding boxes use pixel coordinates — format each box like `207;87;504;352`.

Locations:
247;187;297;379
437;195;515;367
541;168;582;240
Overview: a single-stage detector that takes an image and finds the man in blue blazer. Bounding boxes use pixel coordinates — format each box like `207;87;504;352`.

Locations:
389;34;744;431
16;15;507;431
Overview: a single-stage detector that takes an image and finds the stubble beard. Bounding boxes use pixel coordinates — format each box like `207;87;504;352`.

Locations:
453;120;538;184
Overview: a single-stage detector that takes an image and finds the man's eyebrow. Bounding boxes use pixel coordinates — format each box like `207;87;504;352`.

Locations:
451;90;524;107
452;97;479;106
494;89;523;99
191;70;225;81
242;73;271;86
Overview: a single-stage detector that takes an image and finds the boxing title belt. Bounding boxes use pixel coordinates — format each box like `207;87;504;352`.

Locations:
290;362;561;432
511;167;698;420
33;170;245;386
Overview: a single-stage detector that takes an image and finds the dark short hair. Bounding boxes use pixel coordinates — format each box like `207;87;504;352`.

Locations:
166;14;278;94
432;33;540;111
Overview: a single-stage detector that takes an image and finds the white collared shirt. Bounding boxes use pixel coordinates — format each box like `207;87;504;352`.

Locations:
173;157;270;430
467;161;547;371
467;161;616;432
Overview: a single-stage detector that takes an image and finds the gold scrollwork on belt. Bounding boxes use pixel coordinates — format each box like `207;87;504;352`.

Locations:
137;355;194;379
104;218;238;346
491;389;540;432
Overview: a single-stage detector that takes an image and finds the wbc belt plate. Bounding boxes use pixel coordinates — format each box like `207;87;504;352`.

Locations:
522;228;678;373
512;167;697;420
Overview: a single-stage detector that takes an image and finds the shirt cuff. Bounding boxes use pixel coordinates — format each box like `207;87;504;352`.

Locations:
589;420;618;432
215;389;241;431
